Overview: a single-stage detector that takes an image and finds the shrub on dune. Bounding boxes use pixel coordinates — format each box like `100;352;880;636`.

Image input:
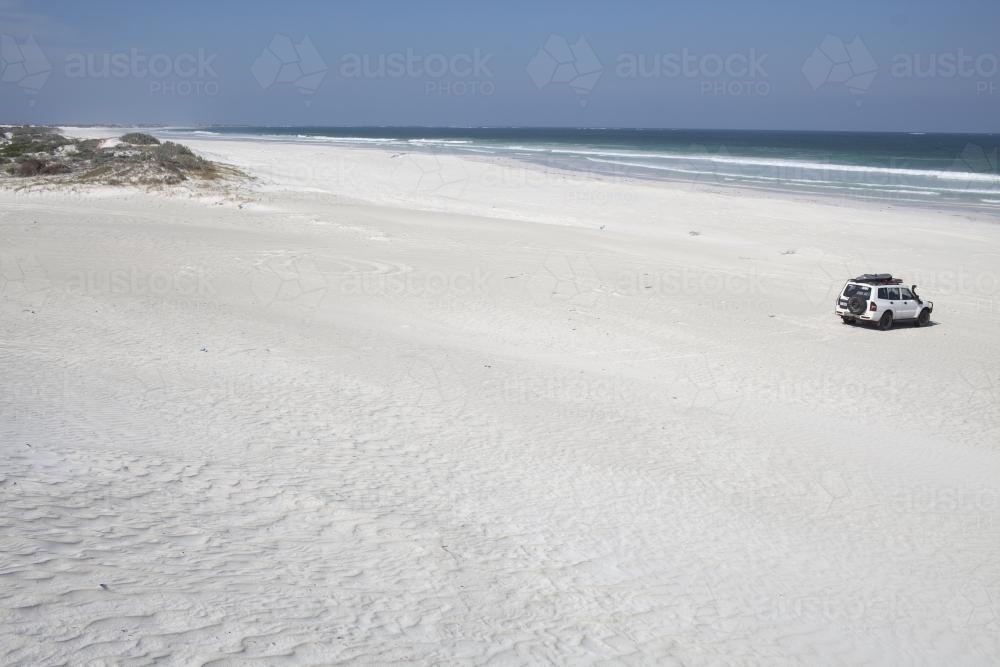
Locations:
10;159;44;176
0;125;232;185
120;132;161;146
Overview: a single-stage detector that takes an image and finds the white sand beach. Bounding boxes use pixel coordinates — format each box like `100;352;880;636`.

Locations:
2;129;999;665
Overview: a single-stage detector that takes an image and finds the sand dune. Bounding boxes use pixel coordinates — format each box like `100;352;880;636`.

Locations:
2;130;999;665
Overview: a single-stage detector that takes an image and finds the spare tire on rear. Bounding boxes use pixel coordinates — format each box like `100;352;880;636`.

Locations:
847;295;867;315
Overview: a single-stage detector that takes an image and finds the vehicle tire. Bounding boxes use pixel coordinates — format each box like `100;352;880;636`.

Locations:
915;308;931;327
878;311;893;331
847;296;867;315
841;316;856;325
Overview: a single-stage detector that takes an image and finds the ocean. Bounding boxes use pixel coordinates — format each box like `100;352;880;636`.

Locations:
166;127;1000;209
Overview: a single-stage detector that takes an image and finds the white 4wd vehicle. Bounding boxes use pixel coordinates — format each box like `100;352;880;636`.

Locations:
835;274;933;330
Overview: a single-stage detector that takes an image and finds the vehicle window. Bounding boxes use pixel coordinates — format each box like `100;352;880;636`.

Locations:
844;284;871;298
878;288;888;299
899;287;913;299
886;287;900;300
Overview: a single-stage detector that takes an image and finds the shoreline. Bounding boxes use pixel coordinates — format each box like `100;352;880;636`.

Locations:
54;126;1000;221
160;127;1000;216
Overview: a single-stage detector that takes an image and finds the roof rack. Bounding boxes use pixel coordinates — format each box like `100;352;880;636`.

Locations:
851;274;903;285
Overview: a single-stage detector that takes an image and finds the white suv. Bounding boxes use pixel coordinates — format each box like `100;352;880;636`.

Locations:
834;274;933;330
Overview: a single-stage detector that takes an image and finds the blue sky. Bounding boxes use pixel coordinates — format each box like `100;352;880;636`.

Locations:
1;0;997;131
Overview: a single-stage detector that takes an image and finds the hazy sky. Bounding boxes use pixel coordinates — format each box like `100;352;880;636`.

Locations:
1;0;997;131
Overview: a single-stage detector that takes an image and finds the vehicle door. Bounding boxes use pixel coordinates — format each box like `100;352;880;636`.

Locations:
842;284;870;311
883;286;901;316
897;286;918;319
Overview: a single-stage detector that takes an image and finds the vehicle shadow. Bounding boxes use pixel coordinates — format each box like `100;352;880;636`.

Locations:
843;319;940;331
889;320;940;331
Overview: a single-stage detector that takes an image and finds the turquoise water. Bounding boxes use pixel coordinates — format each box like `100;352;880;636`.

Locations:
168;127;1000;208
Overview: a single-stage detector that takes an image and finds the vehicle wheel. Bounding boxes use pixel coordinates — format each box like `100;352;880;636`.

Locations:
841;316;856;325
878;312;893;331
915;308;931;327
847;296;867;316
